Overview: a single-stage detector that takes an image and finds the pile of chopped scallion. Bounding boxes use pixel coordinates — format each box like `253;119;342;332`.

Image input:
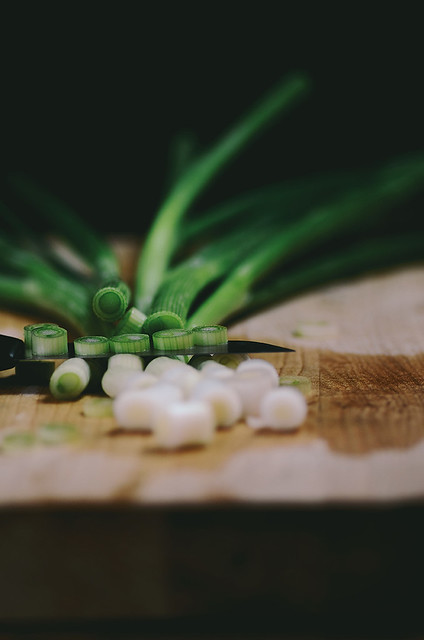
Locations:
1;72;423;343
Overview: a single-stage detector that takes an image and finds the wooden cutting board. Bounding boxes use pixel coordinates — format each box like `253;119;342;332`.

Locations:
1;237;424;507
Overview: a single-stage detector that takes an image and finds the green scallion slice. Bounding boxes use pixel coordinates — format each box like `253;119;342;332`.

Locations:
31;325;68;357
192;325;228;346
92;279;131;321
49;358;91;400
152;329;193;351
37;422;80;445
114;306;147;335
74;335;110;356
109;333;151;354
24;322;58;356
1;430;37;452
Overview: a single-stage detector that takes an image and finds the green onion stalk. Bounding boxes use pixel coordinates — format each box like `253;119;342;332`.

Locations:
135;72;312;313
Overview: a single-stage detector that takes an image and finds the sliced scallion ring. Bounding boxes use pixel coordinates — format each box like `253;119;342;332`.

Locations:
152;329;193;351
49;358;90;400
114;306;147;335
92;279;131;321
192;324;228;346
31;325;68;356
74;335;110;356
37;422;80;445
109;333;151;354
24;322;58;356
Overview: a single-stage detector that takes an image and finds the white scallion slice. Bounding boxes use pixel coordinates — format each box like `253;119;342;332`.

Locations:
229;368;278;417
113;383;183;430
152;329;193;351
237;358;280;385
125;371;158;392
24;322;58;356
107;353;143;371
190;379;242;428
279;375;312;397
153;400;215;449
110;333;150;354
160;362;201;397
102;367;139;398
74;335;110;356
255;386;308;430
191;324;228;346
49;357;90;400
199;361;235;380
144;356;185;377
114;306;147;335
37;422;80;445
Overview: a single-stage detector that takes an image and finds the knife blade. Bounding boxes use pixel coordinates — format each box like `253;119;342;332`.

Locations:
0;333;294;371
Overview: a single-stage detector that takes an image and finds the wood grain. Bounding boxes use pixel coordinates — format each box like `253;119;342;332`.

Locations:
1;238;424;506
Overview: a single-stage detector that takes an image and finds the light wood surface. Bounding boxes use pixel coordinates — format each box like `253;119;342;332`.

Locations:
1;238;424;506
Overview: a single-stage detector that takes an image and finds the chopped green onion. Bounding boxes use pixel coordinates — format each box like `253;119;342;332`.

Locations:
92;279;131;321
74;335;110;356
1;430;37;452
192;325;228;346
114;306;147;335
24;322;58;356
31;325;68;357
209;353;249;369
109;333;150;354
152;329;193;351
37;422;80;445
49;358;90;400
82;396;114;418
142;310;185;335
7;173;120;281
279;375;312;397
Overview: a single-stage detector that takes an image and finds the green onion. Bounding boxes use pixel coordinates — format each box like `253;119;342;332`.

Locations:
152;329;193;351
1;431;37;452
92;279;130;321
109;333;151;354
31;325;68;357
49;358;91;400
74;335;110;356
37;422;80;445
187;155;424;327
82;396;114;418
7;174;120;281
114;306;147;335
24;322;58;356
192;325;228;346
135;72;311;312
279;375;313;397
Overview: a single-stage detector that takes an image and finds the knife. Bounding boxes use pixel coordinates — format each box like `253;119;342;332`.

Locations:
0;333;294;371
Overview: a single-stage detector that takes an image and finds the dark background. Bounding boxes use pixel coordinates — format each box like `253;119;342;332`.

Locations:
1;4;423;233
